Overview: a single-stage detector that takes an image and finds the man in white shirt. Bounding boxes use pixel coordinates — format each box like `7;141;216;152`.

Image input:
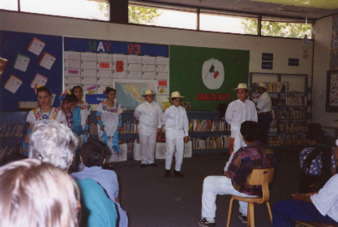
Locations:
272;173;338;226
253;82;272;145
134;89;163;168
161;91;189;177
225;83;258;156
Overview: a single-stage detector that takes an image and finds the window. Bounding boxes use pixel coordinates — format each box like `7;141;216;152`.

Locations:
200;11;258;35
0;0;18;11
19;0;109;21
129;2;197;30
261;17;312;39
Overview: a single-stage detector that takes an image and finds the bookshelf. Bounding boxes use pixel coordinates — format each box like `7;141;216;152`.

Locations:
249;73;309;147
0;112;28;161
188;111;230;153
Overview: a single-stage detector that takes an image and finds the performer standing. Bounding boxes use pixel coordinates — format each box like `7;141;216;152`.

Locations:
134;89;163;168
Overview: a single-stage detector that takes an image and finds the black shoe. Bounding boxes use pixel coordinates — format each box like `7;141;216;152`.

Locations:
198;218;215;227
141;164;147;168
238;213;247;223
174;170;184;177
165;169;171;177
148;163;157;167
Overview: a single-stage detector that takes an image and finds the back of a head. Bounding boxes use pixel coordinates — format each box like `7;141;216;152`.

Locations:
80;139;110;167
29;121;78;170
0;159;79;227
240;121;262;143
306;123;323;142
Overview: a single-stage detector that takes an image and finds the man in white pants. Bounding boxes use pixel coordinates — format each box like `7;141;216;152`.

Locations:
198;121;276;227
225;83;257;155
134;89;163;168
162;91;189;177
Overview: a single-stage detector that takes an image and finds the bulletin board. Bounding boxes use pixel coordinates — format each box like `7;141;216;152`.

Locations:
0;30;63;111
63;37;169;110
170;45;250;111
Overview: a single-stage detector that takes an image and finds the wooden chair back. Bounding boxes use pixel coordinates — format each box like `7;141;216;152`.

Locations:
249;168;275;204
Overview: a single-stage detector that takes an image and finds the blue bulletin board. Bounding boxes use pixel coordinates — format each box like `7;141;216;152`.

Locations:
0;30;62;111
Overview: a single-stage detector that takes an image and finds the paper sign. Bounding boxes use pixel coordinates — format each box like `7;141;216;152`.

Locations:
99;62;110;69
0;57;8;77
87;85;97;91
116;61;124;72
158;80;168;87
14;54;30;72
4;75;22;94
31;73;48;89
28;37;45;56
39;52;56;70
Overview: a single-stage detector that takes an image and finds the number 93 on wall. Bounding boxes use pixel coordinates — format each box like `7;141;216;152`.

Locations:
127;44;141;54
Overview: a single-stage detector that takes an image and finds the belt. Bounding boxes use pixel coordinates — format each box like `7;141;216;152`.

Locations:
258;111;272;115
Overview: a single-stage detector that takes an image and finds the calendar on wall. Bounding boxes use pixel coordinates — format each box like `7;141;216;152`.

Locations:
63;37;169;110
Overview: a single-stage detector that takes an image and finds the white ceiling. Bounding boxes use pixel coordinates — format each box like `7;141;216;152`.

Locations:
132;0;338;21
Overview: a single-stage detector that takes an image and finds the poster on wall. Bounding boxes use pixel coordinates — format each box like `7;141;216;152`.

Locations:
170;45;249;111
63;37;169;109
326;70;338;112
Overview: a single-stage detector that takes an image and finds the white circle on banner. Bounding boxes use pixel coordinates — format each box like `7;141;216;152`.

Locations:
201;58;224;90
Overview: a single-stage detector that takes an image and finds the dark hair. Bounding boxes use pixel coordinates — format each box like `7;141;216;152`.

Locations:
80;139;110;167
36;86;51;96
71;86;83;95
306;123;324;142
240;121;262;142
104;87;116;95
62;94;77;104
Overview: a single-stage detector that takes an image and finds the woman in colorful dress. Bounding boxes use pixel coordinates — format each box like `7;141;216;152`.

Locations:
24;86;61;155
58;91;77;130
71;86;92;146
96;87;123;160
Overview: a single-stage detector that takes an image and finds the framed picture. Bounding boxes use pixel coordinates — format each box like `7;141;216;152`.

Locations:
326;70;338;112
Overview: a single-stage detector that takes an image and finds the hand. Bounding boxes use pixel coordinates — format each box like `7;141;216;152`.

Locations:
291;193;304;201
100;126;105;131
184;136;189;143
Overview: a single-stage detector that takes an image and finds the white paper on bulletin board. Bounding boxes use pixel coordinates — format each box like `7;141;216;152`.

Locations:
31;73;48;89
39;52;56;70
28;37;45;56
14;54;30;72
4;75;22;94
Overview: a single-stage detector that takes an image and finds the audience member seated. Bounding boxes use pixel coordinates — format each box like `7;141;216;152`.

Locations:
72;139;128;227
272;173;338;226
299;123;337;193
198;121;277;227
0;159;80;227
28;121;118;227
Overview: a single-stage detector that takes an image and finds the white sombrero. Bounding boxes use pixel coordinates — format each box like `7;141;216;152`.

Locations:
142;89;156;96
168;91;184;100
233;83;251;91
257;82;267;90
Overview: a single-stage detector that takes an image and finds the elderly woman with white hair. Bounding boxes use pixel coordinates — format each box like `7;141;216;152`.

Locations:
0;159;80;227
27;120;119;227
29;120;78;170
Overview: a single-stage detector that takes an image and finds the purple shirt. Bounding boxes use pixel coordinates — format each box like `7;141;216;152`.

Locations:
225;141;277;196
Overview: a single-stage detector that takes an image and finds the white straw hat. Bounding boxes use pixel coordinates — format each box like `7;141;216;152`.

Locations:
233;83;251;91
168;91;184;99
257;82;267;90
142;89;156;96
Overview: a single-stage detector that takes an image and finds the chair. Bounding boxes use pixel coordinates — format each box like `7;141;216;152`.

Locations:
226;168;275;227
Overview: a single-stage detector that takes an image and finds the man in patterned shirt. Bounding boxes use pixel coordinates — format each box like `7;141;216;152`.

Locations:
198;121;277;227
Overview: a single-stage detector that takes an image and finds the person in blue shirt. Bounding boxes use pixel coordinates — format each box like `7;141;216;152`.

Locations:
72;139;128;227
